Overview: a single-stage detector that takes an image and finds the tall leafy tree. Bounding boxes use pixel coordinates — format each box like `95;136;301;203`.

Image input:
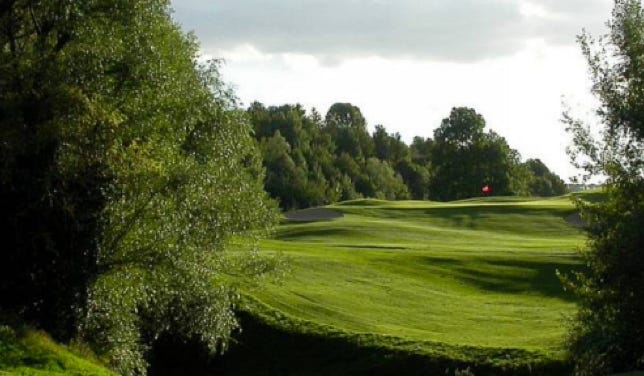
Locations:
362;158;410;200
562;1;644;374
403;136;434;199
524;158;568;196
248;103;334;209
481;130;531;197
260;131;309;209
410;136;434;166
0;1;277;374
249;102;307;148
429;108;484;201
372;125;410;164
429;107;526;201
395;159;431;199
325;102;374;159
249;102;414;207
0;0;107;339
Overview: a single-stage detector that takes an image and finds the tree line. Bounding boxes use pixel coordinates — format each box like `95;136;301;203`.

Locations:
248;102;567;209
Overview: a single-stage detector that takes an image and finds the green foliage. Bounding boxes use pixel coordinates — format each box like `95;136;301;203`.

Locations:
372;124;409;164
395;159;431;199
429;108;529;201
360;158;410;200
0;1;277;374
0;0;117;339
249;103;337;209
248;102;414;209
410;136;434;165
260;131;307;208
562;1;644;374
325;103;375;160
525;159;568;197
250;102;562;208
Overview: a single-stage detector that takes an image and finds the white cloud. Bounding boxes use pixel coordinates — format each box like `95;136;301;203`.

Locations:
172;0;611;63
519;1;555;18
172;0;612;181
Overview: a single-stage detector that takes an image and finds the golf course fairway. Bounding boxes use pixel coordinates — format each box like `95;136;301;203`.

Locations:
231;196;587;374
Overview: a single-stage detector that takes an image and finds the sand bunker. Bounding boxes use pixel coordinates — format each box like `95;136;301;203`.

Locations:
284;208;344;222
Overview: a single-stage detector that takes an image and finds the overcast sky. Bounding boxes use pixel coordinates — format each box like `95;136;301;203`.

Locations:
170;0;613;181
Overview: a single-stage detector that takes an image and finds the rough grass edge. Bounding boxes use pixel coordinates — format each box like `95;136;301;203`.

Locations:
239;295;571;375
0;321;115;376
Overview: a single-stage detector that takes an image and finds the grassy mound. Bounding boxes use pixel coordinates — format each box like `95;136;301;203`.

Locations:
0;323;114;376
335;198;390;206
232;196;585;374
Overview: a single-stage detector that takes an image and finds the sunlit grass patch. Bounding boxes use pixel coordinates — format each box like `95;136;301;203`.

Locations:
242;195;586;370
0;324;113;376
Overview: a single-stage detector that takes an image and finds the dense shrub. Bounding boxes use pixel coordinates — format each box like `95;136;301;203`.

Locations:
0;1;277;374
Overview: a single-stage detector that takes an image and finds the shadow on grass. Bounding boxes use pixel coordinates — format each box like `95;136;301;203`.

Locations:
364;205;577;232
276;204;580;244
276;227;355;241
147;311;570;376
571;191;606;203
336;245;409;250
419;256;582;302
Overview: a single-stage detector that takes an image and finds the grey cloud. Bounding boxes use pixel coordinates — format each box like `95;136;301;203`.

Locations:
171;0;612;62
532;0;613;44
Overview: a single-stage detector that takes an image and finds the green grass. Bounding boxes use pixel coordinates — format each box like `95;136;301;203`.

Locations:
238;196;586;373
0;323;114;376
0;195;592;375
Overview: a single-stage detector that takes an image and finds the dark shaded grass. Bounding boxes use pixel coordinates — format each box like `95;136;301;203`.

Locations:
416;256;582;301
341;205;575;228
277;227;355;241
337;245;409;250
164;311;571;376
453;196;545;203
571;190;606;203
276;208;579;242
336;199;389;206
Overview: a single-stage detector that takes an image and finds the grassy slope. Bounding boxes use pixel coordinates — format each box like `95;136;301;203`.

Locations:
0;324;114;376
238;196;586;372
